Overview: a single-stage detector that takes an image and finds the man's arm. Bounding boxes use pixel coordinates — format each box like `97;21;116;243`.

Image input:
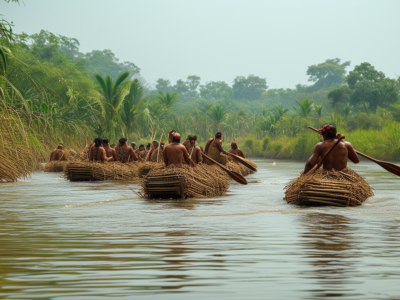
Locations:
238;149;245;158
101;148;112;162
345;142;360;164
129;148;139;162
304;144;322;174
182;146;194;166
88;148;93;161
163;146;169;165
112;149;118;161
145;149;152;162
196;147;202;164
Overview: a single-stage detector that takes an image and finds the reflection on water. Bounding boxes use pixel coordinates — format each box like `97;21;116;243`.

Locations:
299;214;360;299
0;159;400;299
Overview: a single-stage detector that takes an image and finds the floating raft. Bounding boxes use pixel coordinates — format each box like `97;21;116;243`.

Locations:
284;167;373;207
140;164;230;199
64;161;141;181
44;161;69;172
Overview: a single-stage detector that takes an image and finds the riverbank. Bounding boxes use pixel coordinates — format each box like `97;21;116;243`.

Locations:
237;121;400;161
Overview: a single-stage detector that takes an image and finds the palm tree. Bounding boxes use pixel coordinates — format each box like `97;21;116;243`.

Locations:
295;99;313;119
209;104;227;132
122;79;149;137
276;104;288;121
314;104;323;127
95;71;130;136
156;91;178;109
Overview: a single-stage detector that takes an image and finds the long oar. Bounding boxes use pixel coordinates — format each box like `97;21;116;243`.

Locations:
202;153;247;185
308;126;400;177
226;152;257;171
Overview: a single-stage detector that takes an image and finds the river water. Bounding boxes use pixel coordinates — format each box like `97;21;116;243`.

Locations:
0;159;399;299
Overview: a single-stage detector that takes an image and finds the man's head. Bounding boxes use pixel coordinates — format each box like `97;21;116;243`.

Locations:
215;132;222;139
57;145;63;150
131;142;136;149
172;132;181;143
160;142;165;150
119;137;127;145
231;141;237;149
146;143;151;150
189;135;197;145
168;129;176;143
94;137;103;147
139;144;145;151
102;138;109;147
321;125;337;140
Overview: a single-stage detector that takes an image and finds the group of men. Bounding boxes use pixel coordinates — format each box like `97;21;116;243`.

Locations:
49;132;246;167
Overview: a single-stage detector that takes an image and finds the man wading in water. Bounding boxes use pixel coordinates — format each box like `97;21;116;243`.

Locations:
89;137;113;162
163;132;193;166
115;138;140;163
304;125;359;174
102;138;117;161
228;141;245;158
204;132;229;165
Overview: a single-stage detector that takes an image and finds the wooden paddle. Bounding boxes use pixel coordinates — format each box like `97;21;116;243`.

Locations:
226;152;257;171
308;126;400;177
202;152;248;185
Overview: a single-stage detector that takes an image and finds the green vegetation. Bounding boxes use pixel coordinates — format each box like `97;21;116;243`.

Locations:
1;2;400;180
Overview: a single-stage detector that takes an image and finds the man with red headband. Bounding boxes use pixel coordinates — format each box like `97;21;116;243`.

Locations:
163;131;193;166
228;142;245;158
304;124;359;174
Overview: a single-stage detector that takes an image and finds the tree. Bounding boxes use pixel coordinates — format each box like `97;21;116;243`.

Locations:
95;71;130;135
306;58;350;91
156;91;178;109
122;79;149;136
314;104;323;127
200;81;233;101
156;78;171;92
344;62;399;113
186;75;201;92
295;99;313;119
327;85;352;108
209;104;227;131
233;75;268;100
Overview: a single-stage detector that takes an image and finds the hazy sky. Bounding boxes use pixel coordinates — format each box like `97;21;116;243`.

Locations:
2;0;400;89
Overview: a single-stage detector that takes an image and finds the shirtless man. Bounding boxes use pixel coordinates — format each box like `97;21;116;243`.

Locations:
114;138;140;163
304;124;359;174
185;135;202;165
146;141;164;162
228;142;245;158
204;132;229;165
102;138;117;161
136;144;147;160
50;144;67;161
163;132;193;166
89;137;113;162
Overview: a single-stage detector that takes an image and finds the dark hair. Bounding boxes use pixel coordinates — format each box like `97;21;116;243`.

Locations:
322;125;337;139
94;137;103;147
152;141;159;146
189;135;197;141
119;137;127;144
103;138;109;144
215;132;222;139
146;143;151;149
172;136;181;143
131;142;136;146
57;145;63;149
139;144;144;148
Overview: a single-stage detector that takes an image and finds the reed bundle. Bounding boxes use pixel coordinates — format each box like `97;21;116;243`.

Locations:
64;161;140;181
141;164;230;199
284;167;373;207
227;158;257;176
44;161;69;172
138;161;165;178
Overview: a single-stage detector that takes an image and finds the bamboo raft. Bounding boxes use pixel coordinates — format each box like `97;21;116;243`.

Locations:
64;161;141;181
44;161;69;172
140;164;230;199
284;167;373;207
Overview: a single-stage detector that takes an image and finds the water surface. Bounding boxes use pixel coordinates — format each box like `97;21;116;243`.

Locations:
1;159;399;299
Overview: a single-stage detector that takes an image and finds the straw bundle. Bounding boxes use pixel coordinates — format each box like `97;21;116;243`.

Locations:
284;167;373;207
141;164;229;199
64;161;140;181
0;145;33;182
138;161;165;178
227;158;257;176
44;161;68;172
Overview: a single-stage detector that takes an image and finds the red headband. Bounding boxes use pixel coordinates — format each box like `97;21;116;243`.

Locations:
231;142;237;146
321;125;331;133
174;135;181;139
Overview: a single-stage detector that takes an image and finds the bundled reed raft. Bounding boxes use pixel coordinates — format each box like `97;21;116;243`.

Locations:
44;161;68;172
64;161;140;181
284;167;373;207
138;162;165;178
141;164;229;199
